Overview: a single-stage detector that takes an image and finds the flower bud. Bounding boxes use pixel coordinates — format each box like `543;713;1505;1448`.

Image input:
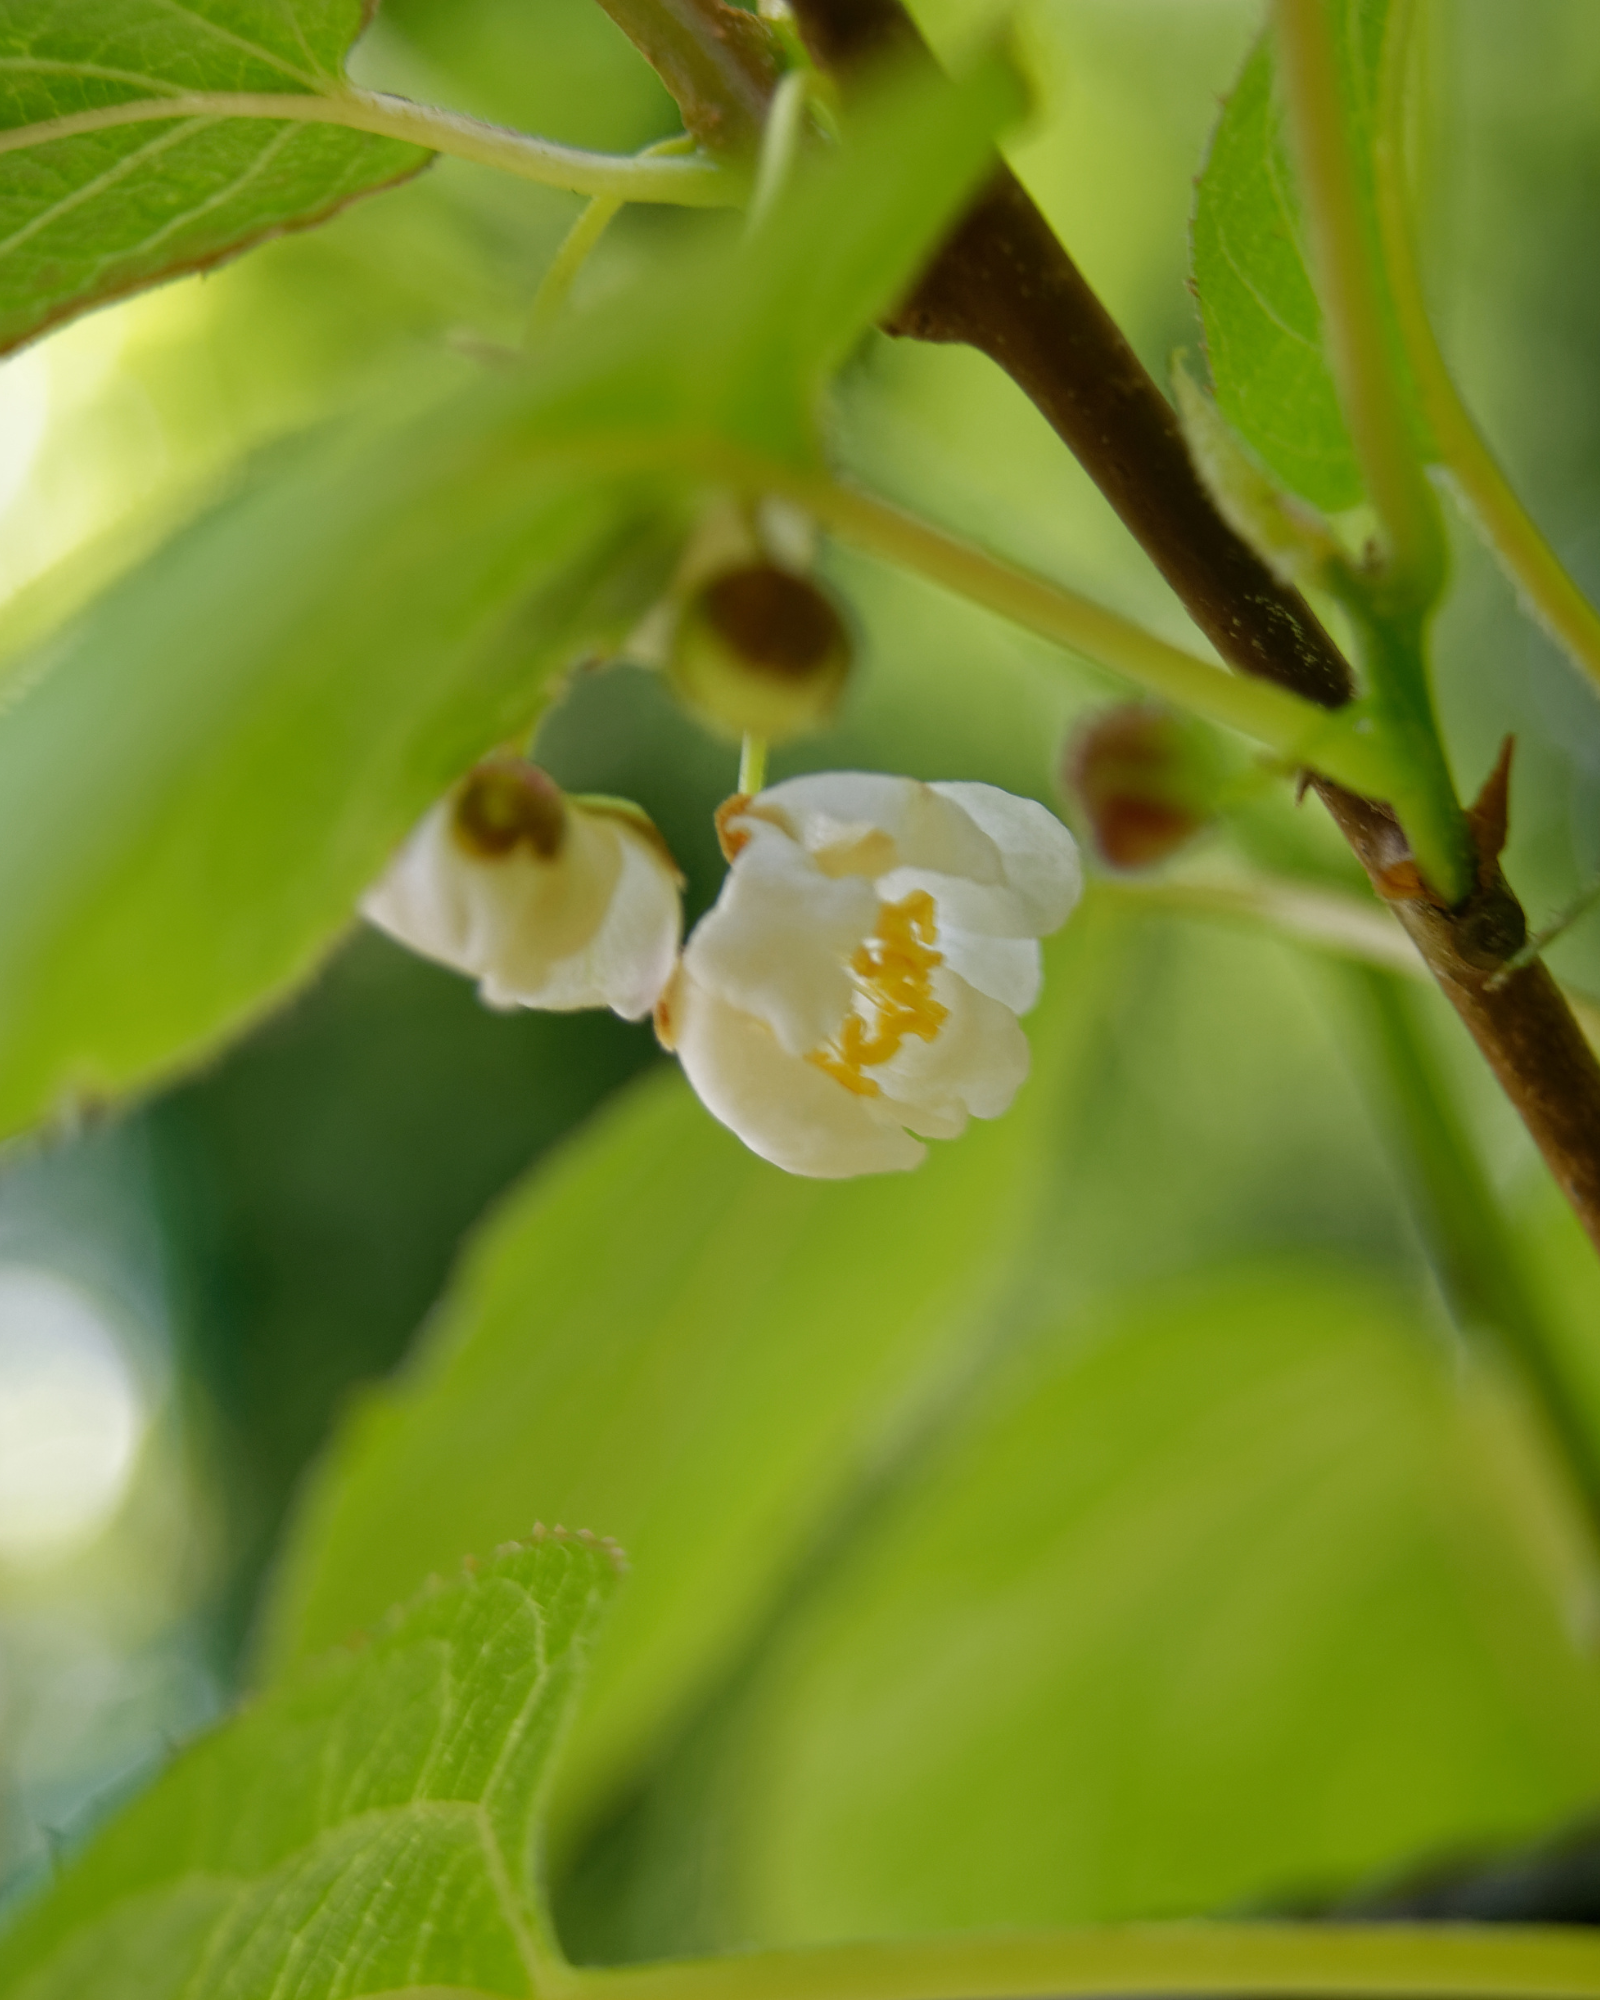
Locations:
362;756;683;1019
1063;705;1222;871
668;563;852;743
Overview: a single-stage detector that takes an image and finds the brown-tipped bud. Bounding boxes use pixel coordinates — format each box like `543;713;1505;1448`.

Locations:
668;563;852;743
452;756;568;860
1063;705;1221;871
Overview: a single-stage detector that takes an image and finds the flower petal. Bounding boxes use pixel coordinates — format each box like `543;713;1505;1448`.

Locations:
497;815;681;1018
936;930;1043;1013
667;967;926;1178
873;965;1031;1130
363;795;618;1003
362;779;684;1019
462;808;623;1005
754;773;1005;885
685;821;877;1054
872;867;1032;938
929;780;1082;933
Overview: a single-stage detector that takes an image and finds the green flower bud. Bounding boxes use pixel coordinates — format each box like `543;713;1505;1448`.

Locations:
668;563;853;743
1063;704;1224;871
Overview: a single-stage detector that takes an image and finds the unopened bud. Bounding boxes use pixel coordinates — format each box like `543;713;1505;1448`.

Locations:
668;563;852;742
1063;704;1222;871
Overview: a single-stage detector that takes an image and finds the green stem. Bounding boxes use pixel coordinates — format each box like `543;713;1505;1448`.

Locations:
737;732;769;793
557;1922;1600;2000
529;197;623;330
0;89;739;205
1338;965;1600;1527
1272;0;1446;610
1340;604;1471;904
529;136;701;332
770;467;1402;797
1272;0;1471;902
1375;0;1600;698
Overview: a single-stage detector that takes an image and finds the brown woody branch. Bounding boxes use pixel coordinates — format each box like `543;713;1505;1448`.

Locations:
601;0;1600;1258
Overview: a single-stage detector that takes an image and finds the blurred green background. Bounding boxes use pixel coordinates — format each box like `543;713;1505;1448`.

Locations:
4;0;1600;1964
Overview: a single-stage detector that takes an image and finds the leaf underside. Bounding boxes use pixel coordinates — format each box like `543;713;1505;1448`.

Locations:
0;0;427;353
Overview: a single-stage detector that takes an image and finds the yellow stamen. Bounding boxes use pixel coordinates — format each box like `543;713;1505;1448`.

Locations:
806;891;947;1097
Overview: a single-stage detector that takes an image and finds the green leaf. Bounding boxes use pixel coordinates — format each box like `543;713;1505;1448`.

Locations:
0;46;1019;1144
708;1264;1600;1937
0;1531;621;2000
515;47;1025;469
253;913;1123;1851
0;367;681;1141
1192;2;1420;512
0;0;428;354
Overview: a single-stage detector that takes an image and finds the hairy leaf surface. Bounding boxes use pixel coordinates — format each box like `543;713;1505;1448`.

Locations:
0;0;427;353
0;1533;620;2000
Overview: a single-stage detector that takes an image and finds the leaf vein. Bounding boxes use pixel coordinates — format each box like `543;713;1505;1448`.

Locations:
68;120;299;294
129;0;322;89
0;115;205;262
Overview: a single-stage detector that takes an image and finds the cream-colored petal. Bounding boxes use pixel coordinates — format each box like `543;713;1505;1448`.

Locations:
930;780;1082;932
873;866;1031;938
464;809;621;1003
873;965;1031;1127
685;822;876;1054
361;785;683;1019
936;930;1043;1013
754;773;1005;885
669;967;925;1178
508;817;681;1018
362;798;531;980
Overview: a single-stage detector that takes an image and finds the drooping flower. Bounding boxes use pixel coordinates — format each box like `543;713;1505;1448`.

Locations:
657;773;1081;1177
363;755;683;1019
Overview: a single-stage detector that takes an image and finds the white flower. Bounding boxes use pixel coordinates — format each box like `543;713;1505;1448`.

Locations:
363;756;683;1020
658;773;1081;1177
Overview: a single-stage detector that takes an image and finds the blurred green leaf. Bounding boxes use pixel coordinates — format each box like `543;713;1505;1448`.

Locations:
512;47;1024;470
254;914;1121;1851
0;366;679;1142
0;0;427;355
704;1264;1600;1939
0;1532;619;2000
1192;2;1422;512
0;47;1020;1144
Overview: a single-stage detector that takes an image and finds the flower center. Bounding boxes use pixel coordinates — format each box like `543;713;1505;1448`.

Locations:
806;891;948;1098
